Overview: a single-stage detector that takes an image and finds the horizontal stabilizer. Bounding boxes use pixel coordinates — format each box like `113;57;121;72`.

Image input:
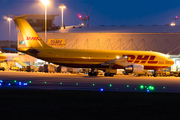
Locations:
3;48;18;52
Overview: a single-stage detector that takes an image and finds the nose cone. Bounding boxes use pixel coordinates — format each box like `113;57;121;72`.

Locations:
167;58;175;67
4;54;7;60
171;59;175;65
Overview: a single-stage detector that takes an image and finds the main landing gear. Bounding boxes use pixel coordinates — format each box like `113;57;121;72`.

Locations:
104;73;115;77
104;65;116;77
88;68;116;77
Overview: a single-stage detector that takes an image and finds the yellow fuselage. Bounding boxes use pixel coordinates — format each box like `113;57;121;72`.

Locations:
18;48;174;70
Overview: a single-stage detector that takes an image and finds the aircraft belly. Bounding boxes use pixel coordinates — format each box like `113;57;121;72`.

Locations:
0;56;7;61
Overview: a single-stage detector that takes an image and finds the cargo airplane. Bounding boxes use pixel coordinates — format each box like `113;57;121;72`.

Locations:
14;17;174;77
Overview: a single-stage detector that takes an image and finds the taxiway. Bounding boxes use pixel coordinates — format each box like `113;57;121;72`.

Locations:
0;71;180;93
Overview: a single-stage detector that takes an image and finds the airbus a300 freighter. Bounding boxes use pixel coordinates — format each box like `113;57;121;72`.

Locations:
14;18;174;77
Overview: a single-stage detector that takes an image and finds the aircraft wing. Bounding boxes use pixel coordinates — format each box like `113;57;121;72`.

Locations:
101;57;133;67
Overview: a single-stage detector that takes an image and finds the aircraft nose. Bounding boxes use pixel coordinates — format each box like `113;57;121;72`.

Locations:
171;59;175;65
4;55;7;59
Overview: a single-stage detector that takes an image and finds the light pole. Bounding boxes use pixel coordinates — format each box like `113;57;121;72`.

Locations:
7;17;12;53
173;16;178;26
41;0;50;43
59;5;66;29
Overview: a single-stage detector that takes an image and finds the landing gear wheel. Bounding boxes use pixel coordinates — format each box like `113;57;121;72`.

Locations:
88;72;97;76
104;73;114;77
110;73;114;77
153;73;157;77
153;70;158;77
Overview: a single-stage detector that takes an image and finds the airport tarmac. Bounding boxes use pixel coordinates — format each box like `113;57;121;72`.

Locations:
0;71;180;93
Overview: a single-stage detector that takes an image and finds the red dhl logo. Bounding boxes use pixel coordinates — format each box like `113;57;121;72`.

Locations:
122;55;158;64
26;37;40;40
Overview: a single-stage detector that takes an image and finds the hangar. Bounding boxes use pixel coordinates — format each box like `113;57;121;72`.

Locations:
9;14;180;71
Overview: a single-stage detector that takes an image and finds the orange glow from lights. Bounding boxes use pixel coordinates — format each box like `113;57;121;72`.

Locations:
40;0;50;6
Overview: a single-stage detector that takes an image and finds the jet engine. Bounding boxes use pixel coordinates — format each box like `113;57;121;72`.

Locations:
124;64;144;74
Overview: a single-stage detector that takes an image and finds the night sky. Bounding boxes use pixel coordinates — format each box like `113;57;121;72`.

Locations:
1;0;180;40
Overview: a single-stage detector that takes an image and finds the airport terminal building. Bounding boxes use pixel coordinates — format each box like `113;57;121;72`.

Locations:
9;14;180;71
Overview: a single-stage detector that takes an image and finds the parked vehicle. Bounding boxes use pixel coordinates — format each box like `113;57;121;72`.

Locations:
11;66;20;71
116;69;124;75
20;67;27;71
161;69;170;77
39;66;44;72
61;67;67;73
44;64;55;73
0;66;5;71
67;67;79;73
26;66;35;72
170;69;180;77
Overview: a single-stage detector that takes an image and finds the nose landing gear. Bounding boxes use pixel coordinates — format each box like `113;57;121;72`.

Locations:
153;70;158;77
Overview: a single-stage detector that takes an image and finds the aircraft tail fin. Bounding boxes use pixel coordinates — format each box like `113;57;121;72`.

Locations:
16;18;52;49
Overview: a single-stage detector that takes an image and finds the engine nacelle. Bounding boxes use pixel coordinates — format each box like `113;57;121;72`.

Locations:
124;64;144;74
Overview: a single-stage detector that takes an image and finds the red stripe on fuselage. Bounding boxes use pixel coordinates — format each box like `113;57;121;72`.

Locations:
148;61;158;64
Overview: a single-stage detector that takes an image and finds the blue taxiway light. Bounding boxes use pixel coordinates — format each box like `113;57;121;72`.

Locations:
19;82;22;86
100;88;104;92
23;83;28;86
